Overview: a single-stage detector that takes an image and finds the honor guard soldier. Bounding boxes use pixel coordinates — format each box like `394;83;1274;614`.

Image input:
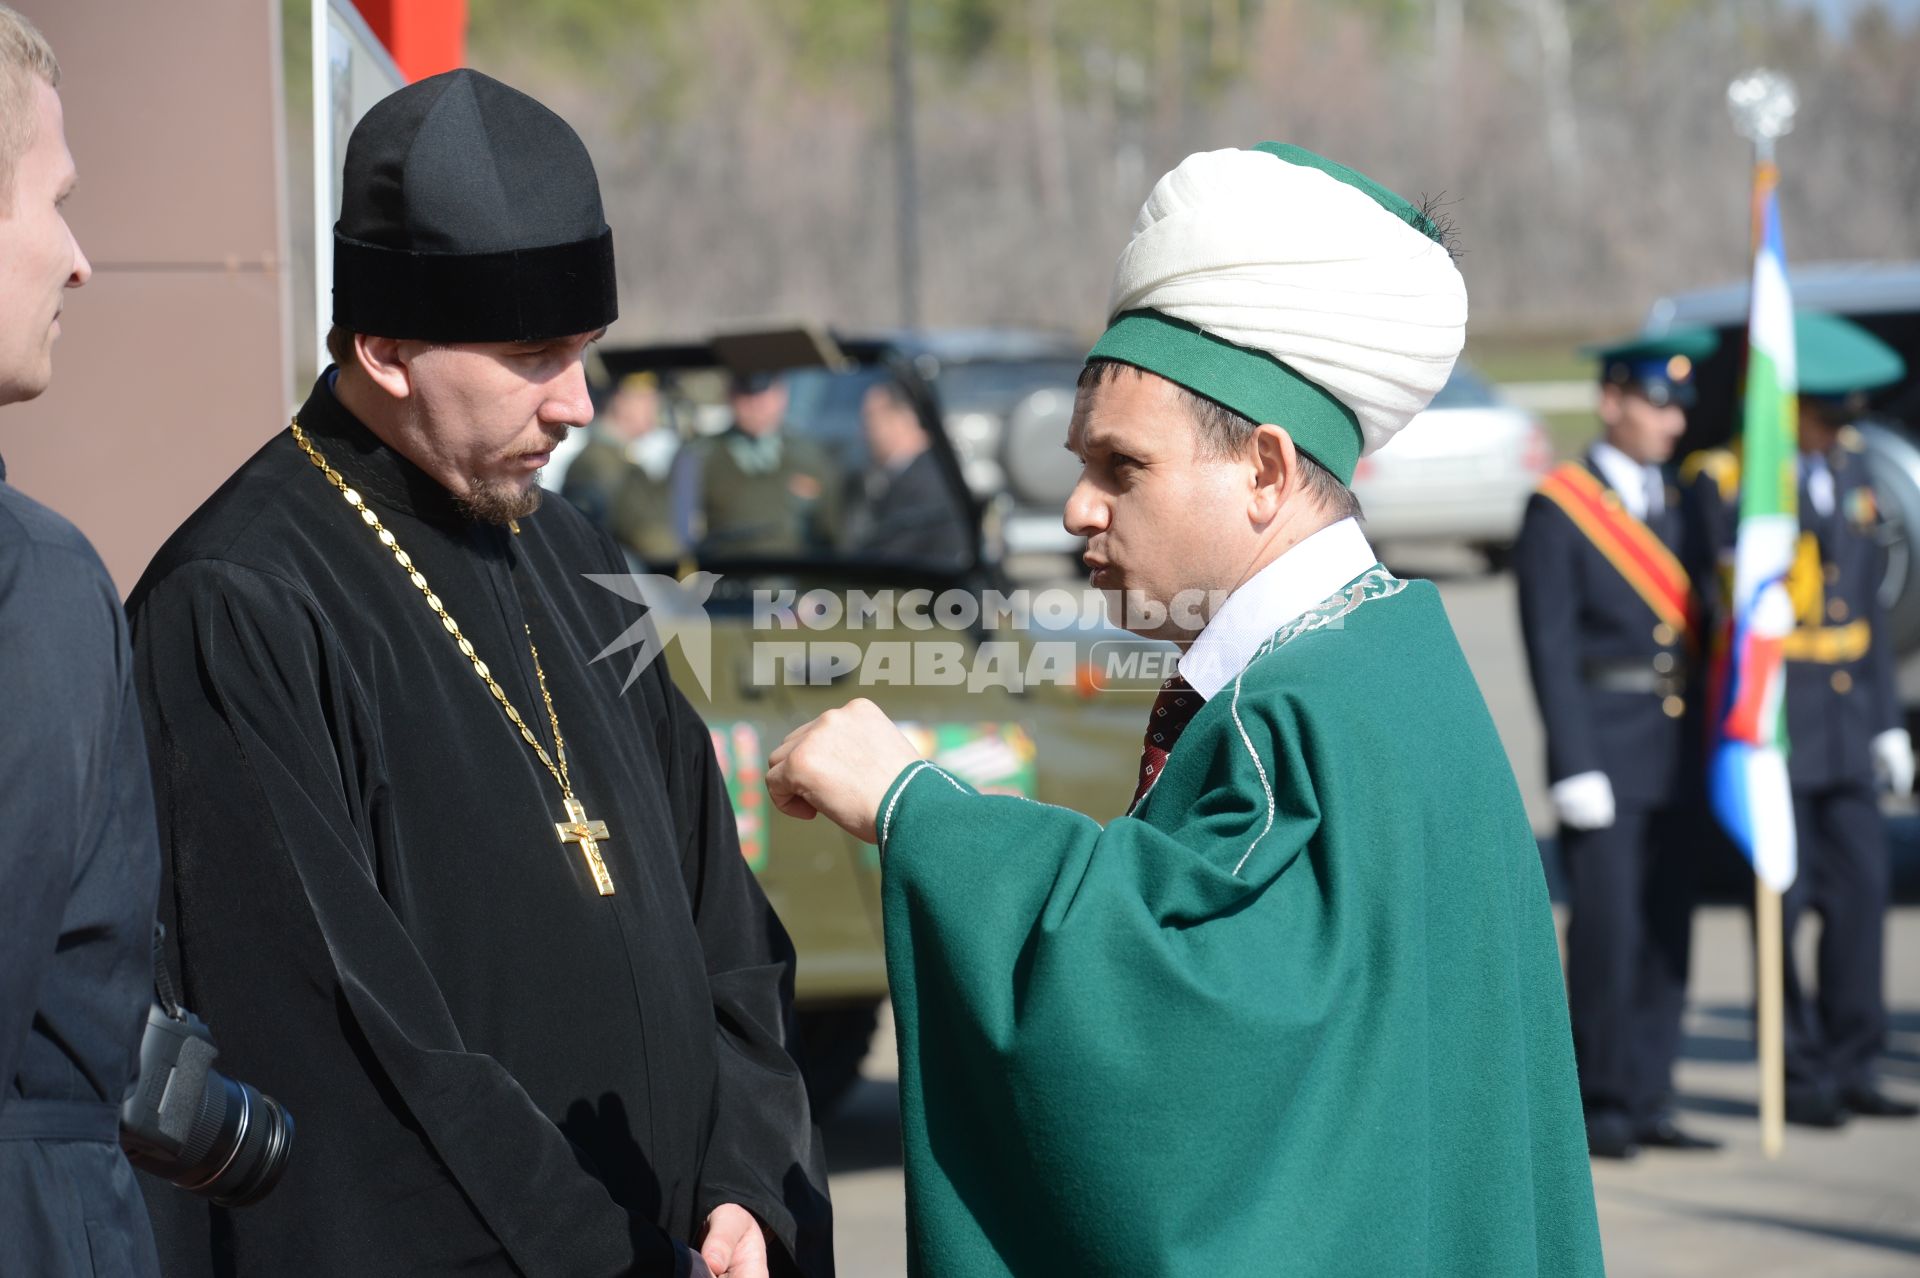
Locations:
1516;328;1722;1160
1683;311;1919;1128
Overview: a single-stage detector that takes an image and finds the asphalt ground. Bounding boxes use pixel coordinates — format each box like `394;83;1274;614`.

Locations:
819;552;1920;1276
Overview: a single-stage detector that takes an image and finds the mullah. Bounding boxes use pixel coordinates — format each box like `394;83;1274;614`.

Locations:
766;143;1603;1277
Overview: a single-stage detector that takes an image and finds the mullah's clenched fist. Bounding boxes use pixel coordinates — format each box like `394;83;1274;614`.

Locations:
766;698;923;845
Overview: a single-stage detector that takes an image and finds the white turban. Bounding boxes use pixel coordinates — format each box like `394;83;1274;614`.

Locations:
1093;145;1469;472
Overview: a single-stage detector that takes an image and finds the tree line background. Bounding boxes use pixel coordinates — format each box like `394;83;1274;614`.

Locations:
462;0;1920;346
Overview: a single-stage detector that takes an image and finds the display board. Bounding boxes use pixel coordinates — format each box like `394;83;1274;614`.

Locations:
311;0;406;370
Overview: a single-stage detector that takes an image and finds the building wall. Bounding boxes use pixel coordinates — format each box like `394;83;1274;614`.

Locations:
7;0;292;593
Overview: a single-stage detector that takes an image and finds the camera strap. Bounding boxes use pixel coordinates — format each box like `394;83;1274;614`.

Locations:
152;921;184;1020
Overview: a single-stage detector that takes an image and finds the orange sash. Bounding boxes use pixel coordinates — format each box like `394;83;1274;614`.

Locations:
1537;462;1695;636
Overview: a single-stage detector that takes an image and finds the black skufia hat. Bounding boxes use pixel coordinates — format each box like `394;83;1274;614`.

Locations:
332;69;617;342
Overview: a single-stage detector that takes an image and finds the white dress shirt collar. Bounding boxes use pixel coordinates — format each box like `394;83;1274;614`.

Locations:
1800;450;1836;519
1589;441;1661;521
1177;517;1379;700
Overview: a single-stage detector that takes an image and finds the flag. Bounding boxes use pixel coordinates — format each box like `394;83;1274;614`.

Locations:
1709;160;1798;892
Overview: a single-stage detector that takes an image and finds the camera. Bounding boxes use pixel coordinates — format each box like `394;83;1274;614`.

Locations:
119;1001;294;1207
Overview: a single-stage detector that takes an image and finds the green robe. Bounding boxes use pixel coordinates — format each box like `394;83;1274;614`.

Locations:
876;567;1603;1276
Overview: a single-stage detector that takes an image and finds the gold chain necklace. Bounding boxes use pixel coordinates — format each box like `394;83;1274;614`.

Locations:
290;417;616;896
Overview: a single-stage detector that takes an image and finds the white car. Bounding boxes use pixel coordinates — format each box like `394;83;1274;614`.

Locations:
1349;364;1553;570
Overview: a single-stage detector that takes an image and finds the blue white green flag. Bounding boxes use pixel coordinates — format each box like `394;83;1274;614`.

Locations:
1709;161;1798;892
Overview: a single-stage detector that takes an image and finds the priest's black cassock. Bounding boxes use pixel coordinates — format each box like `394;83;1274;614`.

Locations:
126;376;832;1275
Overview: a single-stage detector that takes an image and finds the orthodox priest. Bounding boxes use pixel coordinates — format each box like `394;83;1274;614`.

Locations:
767;145;1602;1276
128;71;830;1278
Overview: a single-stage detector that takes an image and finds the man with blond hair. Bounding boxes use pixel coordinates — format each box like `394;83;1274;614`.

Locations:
0;6;164;1274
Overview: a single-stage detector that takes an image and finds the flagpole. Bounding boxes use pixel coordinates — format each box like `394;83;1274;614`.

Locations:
1756;876;1785;1157
1728;69;1799;1163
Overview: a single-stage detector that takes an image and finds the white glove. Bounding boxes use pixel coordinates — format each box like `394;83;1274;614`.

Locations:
1873;728;1914;798
1552;771;1616;831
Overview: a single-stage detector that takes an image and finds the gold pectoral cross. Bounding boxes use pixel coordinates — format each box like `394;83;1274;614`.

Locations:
556;796;616;896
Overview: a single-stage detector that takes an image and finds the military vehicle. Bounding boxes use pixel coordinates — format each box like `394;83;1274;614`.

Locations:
789;328;1089;558
579;328;1159;1114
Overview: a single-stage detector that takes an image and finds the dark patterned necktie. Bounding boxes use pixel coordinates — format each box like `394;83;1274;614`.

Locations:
1131;674;1203;809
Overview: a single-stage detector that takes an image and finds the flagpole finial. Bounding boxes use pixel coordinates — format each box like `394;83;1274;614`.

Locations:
1729;69;1798;143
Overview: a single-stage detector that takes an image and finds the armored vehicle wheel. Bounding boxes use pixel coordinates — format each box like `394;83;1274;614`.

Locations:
1861;422;1920;653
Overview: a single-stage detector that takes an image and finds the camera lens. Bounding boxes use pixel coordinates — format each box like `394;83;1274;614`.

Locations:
169;1072;295;1208
121;1003;295;1207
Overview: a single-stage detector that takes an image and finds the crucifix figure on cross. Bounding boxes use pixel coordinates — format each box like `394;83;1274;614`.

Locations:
555;796;615;896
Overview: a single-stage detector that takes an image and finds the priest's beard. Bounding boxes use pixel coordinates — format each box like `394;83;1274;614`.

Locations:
456;478;544;525
401;395;552;524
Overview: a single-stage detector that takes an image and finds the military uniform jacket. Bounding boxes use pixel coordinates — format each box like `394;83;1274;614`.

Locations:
674;428;839;559
1685;439;1901;790
1515;452;1697;807
561;434;681;564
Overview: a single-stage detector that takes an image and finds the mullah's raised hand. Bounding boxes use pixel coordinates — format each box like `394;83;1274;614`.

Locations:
766;698;923;845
